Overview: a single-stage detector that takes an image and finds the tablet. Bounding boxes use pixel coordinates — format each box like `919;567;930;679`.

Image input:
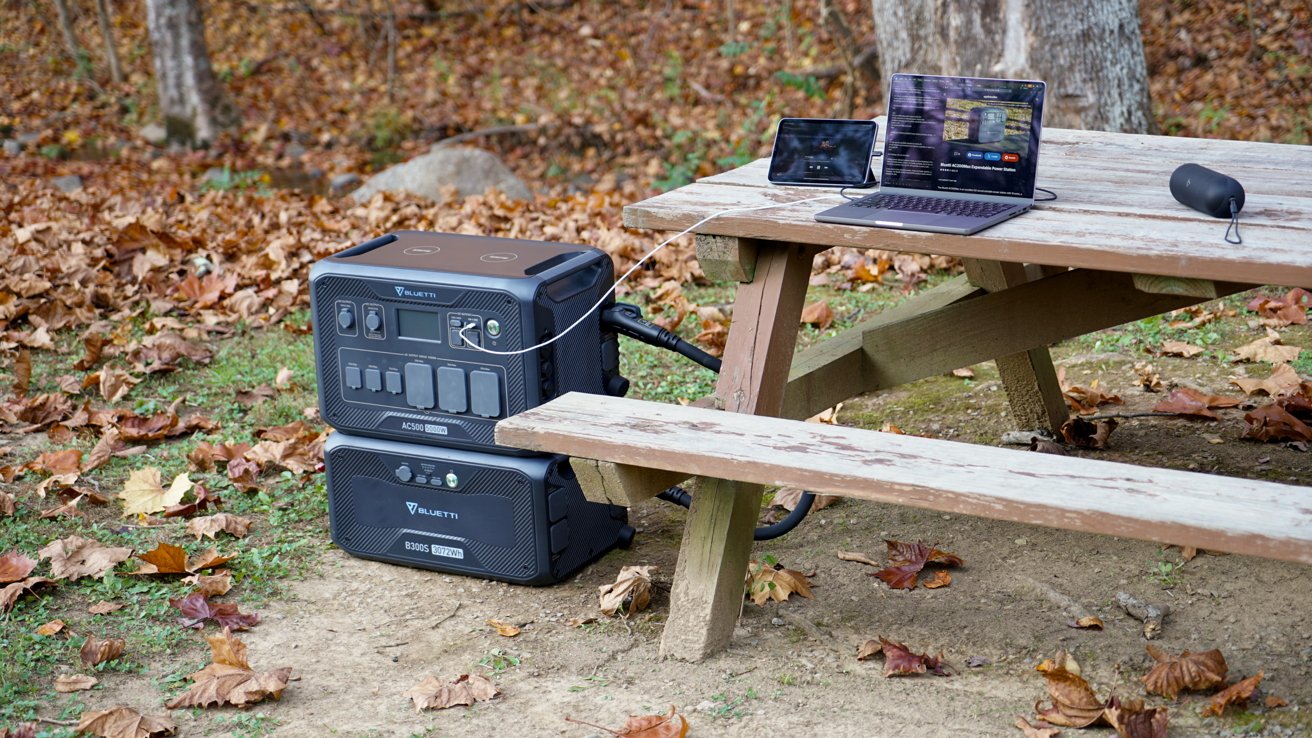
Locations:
768;118;878;187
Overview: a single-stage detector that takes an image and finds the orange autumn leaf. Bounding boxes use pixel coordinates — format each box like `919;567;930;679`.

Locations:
1202;672;1264;717
1141;645;1227;699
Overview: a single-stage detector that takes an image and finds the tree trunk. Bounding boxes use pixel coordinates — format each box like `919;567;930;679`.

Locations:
94;0;123;84
145;0;239;146
869;0;1155;133
52;0;86;67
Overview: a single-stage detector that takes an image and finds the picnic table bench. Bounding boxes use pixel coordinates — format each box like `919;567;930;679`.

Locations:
496;121;1312;662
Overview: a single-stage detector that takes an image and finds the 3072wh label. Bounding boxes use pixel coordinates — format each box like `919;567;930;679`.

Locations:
403;540;464;559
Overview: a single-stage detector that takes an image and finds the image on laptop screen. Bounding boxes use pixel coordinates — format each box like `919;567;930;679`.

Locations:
882;74;1046;199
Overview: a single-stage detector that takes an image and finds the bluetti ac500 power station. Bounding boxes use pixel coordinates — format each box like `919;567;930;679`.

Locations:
311;232;633;585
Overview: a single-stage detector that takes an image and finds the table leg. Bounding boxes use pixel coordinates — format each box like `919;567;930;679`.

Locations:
963;259;1069;432
660;241;815;662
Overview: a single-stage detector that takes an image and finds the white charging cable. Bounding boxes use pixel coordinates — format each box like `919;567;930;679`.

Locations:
456;194;839;357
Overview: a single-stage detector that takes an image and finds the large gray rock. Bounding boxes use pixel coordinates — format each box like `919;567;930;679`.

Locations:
51;175;83;193
350;145;530;204
140;123;167;146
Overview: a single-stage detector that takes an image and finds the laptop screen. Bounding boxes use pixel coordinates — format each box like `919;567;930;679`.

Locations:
881;74;1045;199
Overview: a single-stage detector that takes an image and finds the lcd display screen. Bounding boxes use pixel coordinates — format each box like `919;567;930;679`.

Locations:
397;309;442;342
768;118;878;187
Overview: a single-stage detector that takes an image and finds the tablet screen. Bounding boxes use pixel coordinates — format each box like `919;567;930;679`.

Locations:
768;119;877;187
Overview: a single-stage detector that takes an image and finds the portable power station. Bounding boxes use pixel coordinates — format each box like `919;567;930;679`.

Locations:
967;106;1007;144
309;231;627;454
323;433;633;585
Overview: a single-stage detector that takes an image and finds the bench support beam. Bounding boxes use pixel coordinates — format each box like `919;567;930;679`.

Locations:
661;240;815;662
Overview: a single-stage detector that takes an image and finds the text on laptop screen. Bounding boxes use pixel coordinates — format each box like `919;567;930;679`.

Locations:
881;74;1045;199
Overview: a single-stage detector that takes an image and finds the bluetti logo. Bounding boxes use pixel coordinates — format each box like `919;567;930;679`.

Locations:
394;285;440;300
405;501;459;519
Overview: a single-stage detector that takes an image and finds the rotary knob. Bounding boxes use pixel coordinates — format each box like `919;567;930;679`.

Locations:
337;307;354;330
365;311;383;332
395;464;413;483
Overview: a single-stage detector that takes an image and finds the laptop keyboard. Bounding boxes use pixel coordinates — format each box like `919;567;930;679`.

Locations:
852;193;1013;219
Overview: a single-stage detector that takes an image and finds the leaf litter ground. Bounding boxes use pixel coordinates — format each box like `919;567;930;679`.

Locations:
3;0;1311;735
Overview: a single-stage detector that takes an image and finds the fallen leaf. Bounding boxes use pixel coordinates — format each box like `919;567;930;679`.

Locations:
1142;645;1227;699
1151;388;1231;420
54;674;99;692
1065;616;1104;630
98;368;142;403
1201;672;1263;717
0;577;56;612
27;448;83;476
89;601;124;615
1231;363;1303;397
1036;650;1082;677
0;551;37;583
182;571;233;597
76;706;176;738
952;366;975;378
1247;288;1310;327
164;627;292;709
403;673;500;712
856;639;883;661
132;543;234;576
185;513;252;540
80;635;126;667
1134;362;1163;392
746;560;813;605
566;616;597;628
1232;333;1302;364
800;300;834;330
1242;403;1312;443
1103;696;1168;738
38;536;132;581
119;468;193;517
922;570;952;589
1059;417;1117;449
12;348;31;396
1014;716;1062;738
1060;374;1123;415
1160;340;1204;357
163;484;223;518
769;487;838;513
1035;653;1106;727
1265;695;1288;708
614;706;690;737
874;637;951;678
486;619;521;637
872;539;963;590
171;592;261;630
274;367;295;389
35;619;65;636
1029;437;1069;455
227;457;262;492
599;565;655;617
0;491;15;516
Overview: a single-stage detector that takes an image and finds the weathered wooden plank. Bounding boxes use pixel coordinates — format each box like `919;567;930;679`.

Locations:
496;394;1312;565
1132;274;1219;299
858;269;1251;392
694;234;757;283
780;275;982;420
660;242;815;662
570;459;690;507
963;259;1068;432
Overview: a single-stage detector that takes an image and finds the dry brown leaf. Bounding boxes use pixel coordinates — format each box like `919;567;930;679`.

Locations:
1142;645;1227;699
1265;695;1288;709
0;550;37;583
1060;373;1124;414
35;619;65;636
1036;650;1082;677
1160;340;1204;357
0;577;56;612
403;673;500;712
76;706;176;738
0;491;15;517
274;367;295;389
856;639;883;661
609;707;691;737
922;570;952;589
1029;437;1069;455
118;468;193;517
1013;716;1062;738
873;637;952;677
598;565;655;617
185;513;252;540
1231;363;1303;397
37;536;132;581
80;635;126;667
27;448;82;476
769;487;838;512
872;539;964;590
800;300;834;330
951;366;975;378
183;570;234;597
54;674;98;693
746;560;813;605
132;543;234;576
1201;672;1263;717
1133;362;1163;393
1103;696;1167;738
98;368;142;403
486;619;521;637
164;627;293;709
1242;403;1312;443
1034;661;1107;727
1232;332;1302;364
1059;417;1117;449
88;601;124;615
1065;616;1104;630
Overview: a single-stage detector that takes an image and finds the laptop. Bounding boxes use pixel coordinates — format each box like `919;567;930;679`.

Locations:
814;73;1047;235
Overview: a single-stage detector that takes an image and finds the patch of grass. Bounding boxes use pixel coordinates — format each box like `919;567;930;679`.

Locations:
706;688;758;720
1227;710;1265;734
567;675;609;692
214;711;281;738
1150;559;1183;589
199;167;272;195
477;648;520;675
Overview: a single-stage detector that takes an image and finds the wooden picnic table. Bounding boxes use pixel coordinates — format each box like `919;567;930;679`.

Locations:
502;121;1312;662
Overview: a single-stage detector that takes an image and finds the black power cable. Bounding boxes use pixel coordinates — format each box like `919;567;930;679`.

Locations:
601;302;817;541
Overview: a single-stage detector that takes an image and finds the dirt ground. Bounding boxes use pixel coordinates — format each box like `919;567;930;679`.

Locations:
73;343;1312;738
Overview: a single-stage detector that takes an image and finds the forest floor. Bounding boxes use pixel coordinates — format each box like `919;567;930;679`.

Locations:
1;1;1310;737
